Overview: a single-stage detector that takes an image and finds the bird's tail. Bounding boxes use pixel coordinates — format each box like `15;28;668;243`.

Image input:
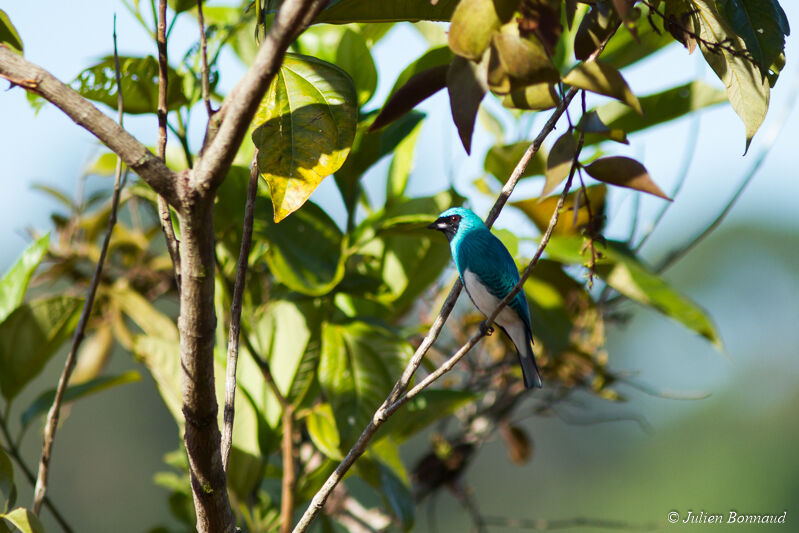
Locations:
519;341;543;389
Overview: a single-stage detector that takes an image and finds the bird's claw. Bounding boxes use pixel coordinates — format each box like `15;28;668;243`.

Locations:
480;322;495;336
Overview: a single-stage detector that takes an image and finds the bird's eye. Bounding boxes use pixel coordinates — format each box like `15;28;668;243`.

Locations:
449;215;460;223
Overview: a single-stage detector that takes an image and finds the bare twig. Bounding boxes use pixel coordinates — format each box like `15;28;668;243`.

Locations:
32;19;128;515
155;0;181;286
0;47;177;205
0;418;74;532
197;0;214;117
221;153;259;472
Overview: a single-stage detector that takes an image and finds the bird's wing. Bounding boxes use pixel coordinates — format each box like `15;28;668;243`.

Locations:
457;230;533;332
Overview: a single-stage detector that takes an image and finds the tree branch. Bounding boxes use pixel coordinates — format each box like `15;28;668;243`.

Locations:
32;22;128;515
155;0;182;285
0;47;178;206
197;0;214;117
220;153;259;472
190;0;330;192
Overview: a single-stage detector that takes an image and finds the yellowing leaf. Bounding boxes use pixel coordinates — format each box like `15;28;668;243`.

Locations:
584;156;669;200
563;60;642;114
2;507;45;533
502;82;559;110
448;0;517;60
252;54;358;222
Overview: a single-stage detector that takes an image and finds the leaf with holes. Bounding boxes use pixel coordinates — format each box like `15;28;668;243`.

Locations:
252;54;358;222
584;156;669;200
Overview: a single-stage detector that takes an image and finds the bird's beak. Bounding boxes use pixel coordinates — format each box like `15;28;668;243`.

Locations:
427;218;447;231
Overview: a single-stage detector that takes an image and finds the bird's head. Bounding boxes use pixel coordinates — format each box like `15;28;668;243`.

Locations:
427;207;485;242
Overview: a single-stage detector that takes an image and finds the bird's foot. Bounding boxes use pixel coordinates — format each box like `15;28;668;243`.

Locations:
480;321;495;336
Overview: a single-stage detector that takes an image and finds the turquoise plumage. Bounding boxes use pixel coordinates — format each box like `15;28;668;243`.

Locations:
429;207;543;388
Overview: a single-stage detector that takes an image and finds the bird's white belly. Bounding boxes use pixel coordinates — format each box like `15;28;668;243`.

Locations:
463;270;517;328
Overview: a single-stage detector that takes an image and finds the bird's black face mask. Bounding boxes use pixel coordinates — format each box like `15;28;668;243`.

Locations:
427;214;461;242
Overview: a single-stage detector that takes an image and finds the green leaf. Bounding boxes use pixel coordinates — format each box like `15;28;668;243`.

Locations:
545;237;723;347
587;81;727;143
1;508;44;533
252;54;358;222
490;22;559;86
0;234;49;323
387;117;423;202
717;0;789;78
315;0;459;24
0;296;82;401
378;461;415;530
73;56;187;114
306;403;342;460
167;0;196;13
388;46;454;98
0;448;14;514
19;371;141;433
318;321;411;448
501;82;559;110
132;336;183;424
544;132;577;196
377;389;477;444
574;5;618;61
447;55;488;154
689;0;770;151
296;26;378;106
600;6;675;70
448;0;518;60
484;141;546;184
584;156;669;200
0;10;23;54
112;284;179;341
257;202;347;296
563;60;642;114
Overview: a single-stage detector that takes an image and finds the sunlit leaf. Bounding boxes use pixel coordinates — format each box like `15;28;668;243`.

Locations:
601;5;675;70
574;5;618;61
73;56;187;114
491;21;559;86
315;0;459;24
448;0;518;60
306;403;342;460
252;54;358;222
20;371;141;433
0;9;23;54
0;296;82;401
545;236;723;347
447;55;488;154
387;118;424;201
689;0;769;151
501;82;559;110
584;156;669;200
1;508;44;533
0;234;49;323
563;60;642;114
512;184;607;236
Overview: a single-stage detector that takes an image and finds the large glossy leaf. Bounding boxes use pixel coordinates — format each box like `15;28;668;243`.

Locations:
0;448;13;514
73;56;187;114
256;201;347;296
19;371;140;434
0;234;48;323
252;54;358;222
318;321;411;448
376;389;477;444
315;0;459;24
717;0;789;78
689;0;769;151
0;296;82;401
1;508;44;533
545;236;722;347
296;26;378;106
484;141;547;184
587;81;727;144
584;156;669;200
563;60;642;114
0;10;22;54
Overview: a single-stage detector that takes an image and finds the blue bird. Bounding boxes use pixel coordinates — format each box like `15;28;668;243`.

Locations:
428;207;542;389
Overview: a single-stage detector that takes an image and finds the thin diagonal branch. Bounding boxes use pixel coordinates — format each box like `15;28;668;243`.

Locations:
197;0;214;117
0;48;178;206
191;0;330;192
32;20;128;515
155;0;181;286
221;153;259;472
